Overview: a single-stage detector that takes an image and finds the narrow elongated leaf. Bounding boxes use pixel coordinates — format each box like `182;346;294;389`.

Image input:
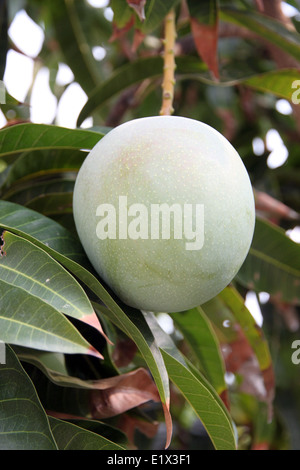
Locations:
0;149;85;193
0;230;100;326
218;286;275;413
187;0;219;79
140;0;181;33
77;56;206;125
162;350;236;450
220;7;300;63
0;279;99;356
0;345;58;450
171;307;227;400
49;417;125;450
237;217;300;304
0;123;102;159
0;200;86;264
244;68;300;101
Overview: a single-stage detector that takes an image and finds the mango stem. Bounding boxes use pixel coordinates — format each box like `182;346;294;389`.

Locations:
160;9;177;116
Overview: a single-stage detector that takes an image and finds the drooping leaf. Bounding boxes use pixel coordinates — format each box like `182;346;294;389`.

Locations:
0;279;100;357
0;345;58;450
49;417;126;450
187;0;219;80
0;230;101;333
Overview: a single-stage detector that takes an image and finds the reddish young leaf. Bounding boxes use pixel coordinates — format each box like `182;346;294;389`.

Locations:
90;368;160;419
109;15;135;43
187;0;219;80
190;17;219;80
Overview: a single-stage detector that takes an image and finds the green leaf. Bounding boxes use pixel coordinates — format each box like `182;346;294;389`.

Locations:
161;350;237;450
171;307;227;398
220;7;300;63
77;56;206;125
0;123;103;159
244;68;300;102
140;0;181;33
0;279;98;356
49;417;126;450
237;217;300;304
46;0;103;94
0;148;85;193
0;345;58;450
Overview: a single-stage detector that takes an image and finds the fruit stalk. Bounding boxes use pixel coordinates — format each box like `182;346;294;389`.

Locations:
160;9;176;116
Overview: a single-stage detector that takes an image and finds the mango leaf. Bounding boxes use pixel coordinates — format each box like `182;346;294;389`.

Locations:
0;279;100;357
0;345;58;450
161;350;237;450
237;217;300;304
76;54;300;125
187;0;219;80
220;7;300;63
244;68;300;102
0;230;101;332
0;201;171;446
77;56;206;125
48;417;125;450
127;0;146;22
0;123;103;159
143;311;236;450
0;149;85;193
171;307;228;404
46;0;103;94
2;179;75;207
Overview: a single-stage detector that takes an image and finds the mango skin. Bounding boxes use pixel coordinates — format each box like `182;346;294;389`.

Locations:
73;116;255;313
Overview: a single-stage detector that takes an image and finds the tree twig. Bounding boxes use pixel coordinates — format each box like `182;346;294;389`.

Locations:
160;9;177;116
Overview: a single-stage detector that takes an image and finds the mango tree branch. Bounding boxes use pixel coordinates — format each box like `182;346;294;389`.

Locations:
160;9;177;116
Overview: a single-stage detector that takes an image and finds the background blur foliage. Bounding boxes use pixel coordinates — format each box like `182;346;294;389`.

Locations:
0;0;300;450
